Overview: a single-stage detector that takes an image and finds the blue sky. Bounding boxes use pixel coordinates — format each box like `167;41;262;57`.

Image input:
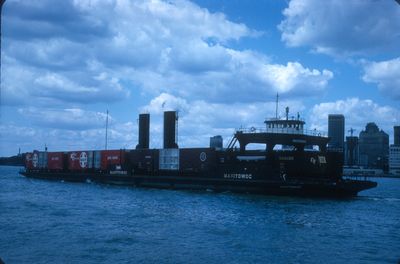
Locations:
1;0;400;156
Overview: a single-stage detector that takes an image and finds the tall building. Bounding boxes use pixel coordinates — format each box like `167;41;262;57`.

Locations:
210;135;223;150
359;123;389;170
394;126;400;145
328;114;345;150
389;126;400;176
389;145;400;176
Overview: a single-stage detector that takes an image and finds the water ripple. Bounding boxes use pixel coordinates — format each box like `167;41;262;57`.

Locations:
1;166;399;264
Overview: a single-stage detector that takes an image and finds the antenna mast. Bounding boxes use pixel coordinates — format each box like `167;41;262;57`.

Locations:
105;110;109;150
275;93;279;119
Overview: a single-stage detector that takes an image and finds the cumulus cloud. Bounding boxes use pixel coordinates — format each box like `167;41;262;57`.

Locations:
310;98;400;136
0;122;135;154
1;0;336;155
143;93;190;114
362;57;400;100
278;0;400;58
2;56;130;106
126;50;333;103
0;109;136;155
17;108;110;130
262;62;333;95
2;0;333;107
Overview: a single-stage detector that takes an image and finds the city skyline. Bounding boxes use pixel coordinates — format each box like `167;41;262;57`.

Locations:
1;0;400;156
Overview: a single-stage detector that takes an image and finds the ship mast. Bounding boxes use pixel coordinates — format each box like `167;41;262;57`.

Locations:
275;93;279;119
105;110;109;150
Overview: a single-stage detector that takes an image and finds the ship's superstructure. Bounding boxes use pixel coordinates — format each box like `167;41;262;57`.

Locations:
21;107;377;197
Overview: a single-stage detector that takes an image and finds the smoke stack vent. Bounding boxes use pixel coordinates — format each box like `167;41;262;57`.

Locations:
163;111;178;149
136;113;150;149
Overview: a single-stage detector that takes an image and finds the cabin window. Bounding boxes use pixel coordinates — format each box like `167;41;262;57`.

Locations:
246;143;267;150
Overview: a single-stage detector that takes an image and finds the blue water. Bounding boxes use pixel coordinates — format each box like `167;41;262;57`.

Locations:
1;166;399;264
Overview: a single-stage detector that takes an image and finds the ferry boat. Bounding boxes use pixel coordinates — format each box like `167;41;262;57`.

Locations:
20;106;377;197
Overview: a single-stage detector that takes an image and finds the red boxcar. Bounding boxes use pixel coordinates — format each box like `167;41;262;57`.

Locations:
68;151;93;171
101;150;126;170
25;152;34;170
48;152;64;170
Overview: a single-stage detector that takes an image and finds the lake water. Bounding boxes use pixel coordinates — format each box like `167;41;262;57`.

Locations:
1;166;399;263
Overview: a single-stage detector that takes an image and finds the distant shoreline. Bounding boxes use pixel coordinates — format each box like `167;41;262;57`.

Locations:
0;155;24;167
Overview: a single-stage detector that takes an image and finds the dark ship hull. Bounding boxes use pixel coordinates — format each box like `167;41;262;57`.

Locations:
20;171;376;197
20;148;377;197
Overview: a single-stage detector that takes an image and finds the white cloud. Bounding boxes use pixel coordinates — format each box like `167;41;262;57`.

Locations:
262;62;333;94
125;50;333;103
310;98;400;137
2;0;333;107
2;56;130;106
0;123;135;155
17;107;110;130
0;110;136;156
0;124;42;156
362;57;400;100
1;0;337;155
279;0;400;58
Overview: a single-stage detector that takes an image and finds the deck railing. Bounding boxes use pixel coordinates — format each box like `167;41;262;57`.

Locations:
237;127;328;137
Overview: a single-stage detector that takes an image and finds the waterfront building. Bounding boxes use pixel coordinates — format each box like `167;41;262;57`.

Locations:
389;145;400;176
328;114;345;150
389;126;400;176
345;136;359;166
358;123;389;170
394;126;400;145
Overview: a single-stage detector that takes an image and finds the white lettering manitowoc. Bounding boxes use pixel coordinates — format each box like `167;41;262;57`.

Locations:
224;173;253;180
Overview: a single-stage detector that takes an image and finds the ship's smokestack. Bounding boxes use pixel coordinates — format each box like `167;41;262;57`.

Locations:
136;113;150;149
163;111;178;149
